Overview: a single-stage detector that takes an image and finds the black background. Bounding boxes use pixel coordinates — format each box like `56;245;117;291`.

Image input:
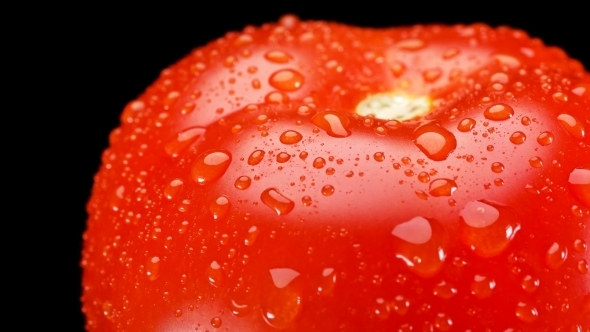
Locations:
54;2;589;330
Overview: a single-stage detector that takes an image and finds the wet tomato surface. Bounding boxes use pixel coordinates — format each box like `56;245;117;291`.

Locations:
82;15;590;331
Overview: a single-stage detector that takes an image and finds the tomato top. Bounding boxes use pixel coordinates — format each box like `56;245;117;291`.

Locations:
82;16;590;331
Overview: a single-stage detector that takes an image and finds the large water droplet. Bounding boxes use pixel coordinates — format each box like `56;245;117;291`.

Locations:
276;152;291;163
313;157;326;169
491;162;505;173
191;150;232;185
321;185;335;196
209;196;230;220
545;242;568;269
165;127;206;157
568;166;590;207
557;114;585;139
429;178;458;197
484;104;514;121
471;274;496;299
248;150;265;165
210;317;222;328
413;123;457;161
457;118;476;132
537;131;554;146
509;131;526;144
391;217;447;277
269;69;304;91
279;130;303;144
261;268;302;328
311;111;351;138
459;200;521;257
261;188;295;215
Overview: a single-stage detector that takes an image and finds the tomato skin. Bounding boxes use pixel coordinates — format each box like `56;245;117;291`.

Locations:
82;16;590;331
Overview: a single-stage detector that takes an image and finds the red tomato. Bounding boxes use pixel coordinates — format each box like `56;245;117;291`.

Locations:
82;15;590;331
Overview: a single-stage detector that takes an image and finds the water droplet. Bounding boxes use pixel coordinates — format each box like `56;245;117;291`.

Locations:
484;104;514;121
557;114;585;139
536;131;554;146
568;166;590;207
261;188;295;215
521;275;540;293
244;226;259;246
390;295;410;315
433;280;457;299
374;152;385;162
174;309;182;318
434;312;453;331
545;242;568;269
313;157;326;169
276;152;291;163
317;268;336;295
102;301;113;318
373;298;390;319
191;150;232;185
235;176;251;190
413;123;457;161
577;259;588;274
529;157;543;168
299;151;308;160
209;196;230;221
302;196;312;206
429;178;458;197
279;130;303;144
206;261;223;287
261;268;302;328
516;302;538;323
321;185;335;196
229;293;253;317
325;167;335;175
311;111;351;138
248;150;265;165
397;38;426;50
164;179;183;200
264;50;292;63
269;69;304;91
457;118;476;132
509;131;526;144
553;92;568;102
471;274;496;299
423;68;442;82
418;172;431;183
165;127;206;157
459;200;521;257
391;217;447;277
491;162;505;173
146;256;160;281
210;316;222;328
574;238;587;253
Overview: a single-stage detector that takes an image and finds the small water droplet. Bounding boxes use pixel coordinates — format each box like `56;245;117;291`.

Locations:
509;131;527;144
553;92;568;102
423;68;442;83
434;312;453;331
210;316;222;328
374;152;385;162
301;196;312;206
248;150;265;165
313;157;326;169
174;309;182;318
491;162;505;173
397;38;426;50
557;114;585;139
545;242;568;269
373;298;390;319
235;176;252;190
516;302;538;323
574;238;587;253
536;131;554;146
191;150;232;185
321;185;335;196
429;178;458;197
418;172;431;183
146;256;160;281
471;274;496;299
311;111;351;138
275;130;302;146
433;280;457;299
276;152;291;163
577;259;588;274
206;261;223;287
390;295;410;316
269;69;304;91
459;200;521;257
264;50;292;63
484;104;514;121
244;226;259;246
261;188;295;215
317;268;336;295
529;157;543;168
325;167;335;175
210;196;230;221
521;275;540;293
457;118;476;132
391;217;447;277
413;123;457;161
